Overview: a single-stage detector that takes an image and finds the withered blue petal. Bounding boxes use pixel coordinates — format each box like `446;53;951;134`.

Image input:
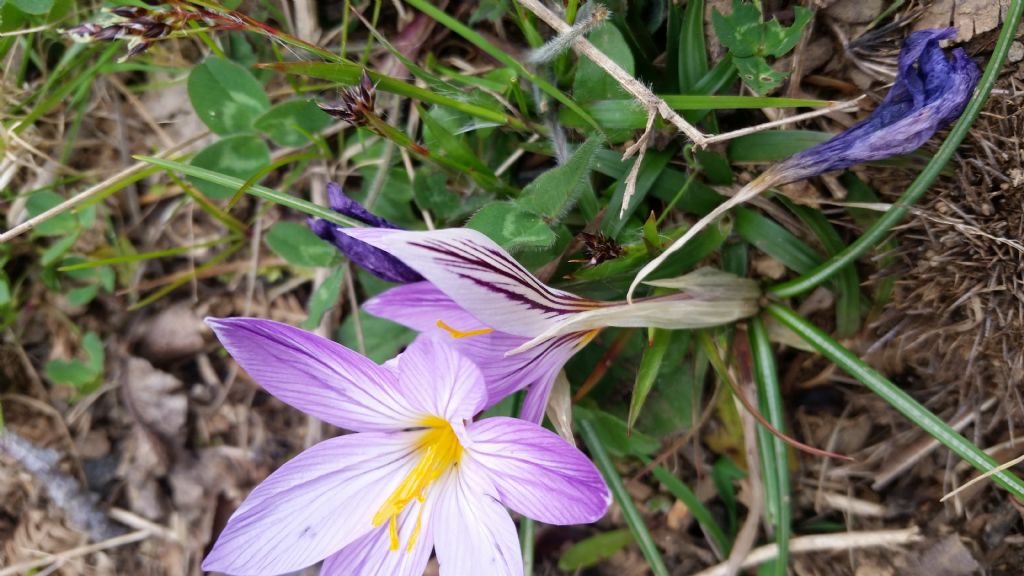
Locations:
773;28;980;183
308;182;423;283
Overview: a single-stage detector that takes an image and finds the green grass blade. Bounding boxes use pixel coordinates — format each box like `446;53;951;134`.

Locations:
135;156;363;227
781;199;861;337
764;303;1024;499
769;0;1024;298
627;328;672;431
733;207;822;274
402;0;599;130
520;517;535;576
749;317;791;576
58;237;235;271
579;419;669;576
646;460;731;556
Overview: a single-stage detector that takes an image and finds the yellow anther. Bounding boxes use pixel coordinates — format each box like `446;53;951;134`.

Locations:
436;319;494;339
373;417;462;552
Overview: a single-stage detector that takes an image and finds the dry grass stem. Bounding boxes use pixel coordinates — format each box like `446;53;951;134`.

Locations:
692;528;923;576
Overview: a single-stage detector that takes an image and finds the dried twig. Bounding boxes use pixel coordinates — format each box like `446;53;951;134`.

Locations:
691;527;922;576
515;0;707;145
0;529;153;576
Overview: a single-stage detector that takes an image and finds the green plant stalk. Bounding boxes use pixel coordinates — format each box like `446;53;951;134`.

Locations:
403;0;599;131
130;241;244;310
578;419;669;576
765;303;1024;498
58;237;237;271
768;0;1024;298
520;517;535;576
135;156;363;227
645;460;731;556
362;114;515;195
749;317;791;576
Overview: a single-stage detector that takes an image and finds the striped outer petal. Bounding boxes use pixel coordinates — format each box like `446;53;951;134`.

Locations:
508;292;759;355
201;432;422;575
320;499;434;576
431;465;523;576
341;228;601;338
365;282;584;414
465;417;611;524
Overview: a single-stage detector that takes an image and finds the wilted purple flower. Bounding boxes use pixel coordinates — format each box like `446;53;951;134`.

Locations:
343;228;759;422
309;182;423;283
775;28;979;181
203;318;610;575
629;27;981;299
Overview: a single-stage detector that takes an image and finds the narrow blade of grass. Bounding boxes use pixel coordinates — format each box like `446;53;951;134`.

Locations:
646;460;731;556
749;317;791;576
58;237;235;271
765;303;1024;499
578;418;669;576
135;156;363;227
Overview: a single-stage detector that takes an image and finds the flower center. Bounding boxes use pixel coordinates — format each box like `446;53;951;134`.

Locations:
436;319;493;339
372;417;463;551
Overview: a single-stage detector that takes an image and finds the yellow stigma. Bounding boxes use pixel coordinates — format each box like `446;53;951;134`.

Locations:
373;417;462;551
436;319;494;339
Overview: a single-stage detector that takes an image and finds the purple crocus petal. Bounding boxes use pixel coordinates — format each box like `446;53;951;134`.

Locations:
432;467;523;576
466;417;611;524
394;336;488;422
320;499;434;576
341;227;600;338
776;28;980;183
326;182;396;229
202;431;421;575
308;183;424;284
365;282;583;411
364;281;486;333
207;317;425;432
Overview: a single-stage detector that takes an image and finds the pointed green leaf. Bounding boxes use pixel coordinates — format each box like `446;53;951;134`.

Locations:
189;135;271;200
253;99;331;147
264;221;337;268
517;135;602;221
466;202;556;251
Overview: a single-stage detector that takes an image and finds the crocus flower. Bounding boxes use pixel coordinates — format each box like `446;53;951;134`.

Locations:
309;182;423;283
203;318;610;575
628;27;981;299
341;227;760;423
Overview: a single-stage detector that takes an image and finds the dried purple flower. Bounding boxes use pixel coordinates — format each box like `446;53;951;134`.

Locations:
629;28;981;299
309;183;424;283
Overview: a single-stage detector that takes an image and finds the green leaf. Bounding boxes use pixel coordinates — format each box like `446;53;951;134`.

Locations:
558;530;634;571
264;221;337;268
573;24;635;102
187;56;270;135
26;190;76;237
733;56;788;95
419;107;492;176
677;0;708;92
0;276;10;307
253;99;331;147
734;208;821;274
466;202;556;252
66;284;99;307
517;135;602;221
574;406;660;458
9;0;53;15
728;130;830;163
44;331;104;391
189;135;271;200
627;328;672;430
711;0;763;58
602;149;674;237
412;171;462;221
763;6;813;57
301;266;345;330
40;231;79;267
337;313;416;364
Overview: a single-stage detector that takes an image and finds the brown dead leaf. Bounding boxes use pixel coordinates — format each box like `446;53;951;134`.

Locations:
825;0;885;24
136;304;208;362
900;534;981;576
122;357;187;438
